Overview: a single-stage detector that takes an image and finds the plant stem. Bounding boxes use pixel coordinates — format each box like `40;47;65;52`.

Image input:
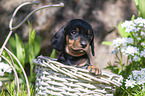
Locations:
0;77;11;81
118;48;123;74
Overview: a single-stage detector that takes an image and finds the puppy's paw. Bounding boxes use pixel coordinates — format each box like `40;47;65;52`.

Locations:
87;66;102;75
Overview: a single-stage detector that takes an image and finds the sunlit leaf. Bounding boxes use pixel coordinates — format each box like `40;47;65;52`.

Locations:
134;0;139;11
8;37;16;55
34;36;41;56
131;15;135;21
24;42;29;63
139;0;145;18
118;22;130;37
50;49;56;58
15;34;25;67
102;41;112;46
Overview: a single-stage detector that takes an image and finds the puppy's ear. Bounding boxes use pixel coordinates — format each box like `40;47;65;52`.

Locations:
51;26;66;51
90;39;95;56
90;31;95;56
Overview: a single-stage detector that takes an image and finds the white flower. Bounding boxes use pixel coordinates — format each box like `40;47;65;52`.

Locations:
140;49;145;57
133;55;139;61
141;42;145;46
0;70;4;76
0;57;1;61
141;31;145;36
121;20;136;33
137;37;141;40
112;37;133;48
134;27;141;32
111;48;119;54
141;68;145;72
125;27;134;33
121;17;145;33
134;17;145;25
125;79;136;88
121;20;134;29
121;45;139;56
137;77;145;85
126;37;133;43
0;81;2;87
6;67;12;73
132;70;140;79
139;23;144;27
128;69;145;86
0;62;12;74
125;68;145;89
112;37;126;47
134;33;138;37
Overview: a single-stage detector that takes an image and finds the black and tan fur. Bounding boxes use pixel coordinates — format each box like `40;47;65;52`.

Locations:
51;19;101;75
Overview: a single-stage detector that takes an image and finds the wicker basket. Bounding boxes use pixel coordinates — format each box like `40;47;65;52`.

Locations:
34;56;123;96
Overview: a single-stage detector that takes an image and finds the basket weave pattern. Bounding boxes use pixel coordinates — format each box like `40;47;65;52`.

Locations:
34;56;123;96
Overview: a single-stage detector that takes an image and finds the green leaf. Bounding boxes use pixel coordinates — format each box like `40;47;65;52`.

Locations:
131;14;135;21
102;41;112;46
134;0;139;11
28;29;36;62
15;34;25;67
34;36;41;56
50;49;56;58
29;29;36;41
5;80;15;95
118;22;130;37
2;50;11;64
28;20;32;33
8;37;16;55
25;35;40;64
24;42;29;63
139;0;145;18
28;28;37;80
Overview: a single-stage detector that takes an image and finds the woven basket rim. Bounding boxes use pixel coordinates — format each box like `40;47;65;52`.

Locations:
34;55;123;86
34;55;123;95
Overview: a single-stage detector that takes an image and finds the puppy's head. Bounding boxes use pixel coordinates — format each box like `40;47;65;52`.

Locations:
51;19;95;56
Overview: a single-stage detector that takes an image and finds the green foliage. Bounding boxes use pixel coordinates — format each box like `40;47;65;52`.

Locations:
101;41;112;46
103;1;145;95
26;21;41;82
135;88;145;96
8;37;16;55
7;21;41;83
134;0;145;18
0;81;34;96
139;0;145;18
15;34;25;67
0;21;40;95
118;22;130;38
50;49;56;58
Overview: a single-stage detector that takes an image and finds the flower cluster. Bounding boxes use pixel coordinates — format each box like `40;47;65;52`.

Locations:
121;45;139;56
0;57;12;87
112;37;133;48
125;68;145;89
140;49;145;57
121;17;145;33
112;17;145;62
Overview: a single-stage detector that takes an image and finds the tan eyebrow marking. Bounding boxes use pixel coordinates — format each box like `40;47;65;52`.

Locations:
88;30;90;34
76;27;79;32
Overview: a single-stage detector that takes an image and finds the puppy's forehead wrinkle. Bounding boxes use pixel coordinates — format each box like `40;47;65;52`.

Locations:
67;26;92;36
65;21;92;33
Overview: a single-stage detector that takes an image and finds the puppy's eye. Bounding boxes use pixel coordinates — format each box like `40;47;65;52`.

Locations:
71;30;79;35
88;34;92;38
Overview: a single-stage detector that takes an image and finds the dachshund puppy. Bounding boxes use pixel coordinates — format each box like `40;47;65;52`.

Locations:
51;19;101;75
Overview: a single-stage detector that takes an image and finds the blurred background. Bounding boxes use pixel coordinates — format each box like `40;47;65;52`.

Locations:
0;0;137;69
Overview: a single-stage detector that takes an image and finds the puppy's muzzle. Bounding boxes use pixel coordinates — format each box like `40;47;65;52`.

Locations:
80;38;88;48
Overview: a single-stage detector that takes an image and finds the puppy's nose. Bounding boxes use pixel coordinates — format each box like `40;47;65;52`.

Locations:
80;39;87;48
